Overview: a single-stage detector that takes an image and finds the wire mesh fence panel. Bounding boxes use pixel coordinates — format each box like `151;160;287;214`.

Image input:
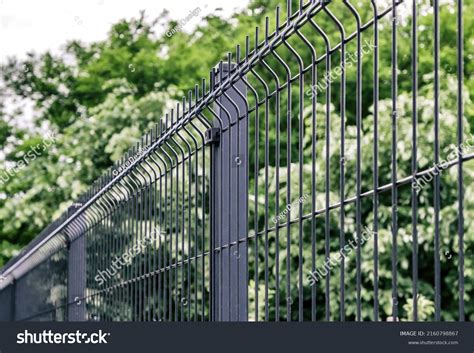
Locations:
241;0;470;322
0;0;470;322
14;249;68;322
80;116;213;322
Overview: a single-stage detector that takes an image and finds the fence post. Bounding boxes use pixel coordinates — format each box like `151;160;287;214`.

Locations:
66;204;87;321
211;63;248;321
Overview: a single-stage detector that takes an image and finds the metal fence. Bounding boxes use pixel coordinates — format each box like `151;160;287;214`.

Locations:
0;0;470;322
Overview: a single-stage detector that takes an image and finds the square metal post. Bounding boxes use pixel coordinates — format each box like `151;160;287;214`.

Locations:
211;63;248;321
66;204;87;321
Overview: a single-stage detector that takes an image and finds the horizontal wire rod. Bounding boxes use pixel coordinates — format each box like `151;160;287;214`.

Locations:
241;153;474;241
